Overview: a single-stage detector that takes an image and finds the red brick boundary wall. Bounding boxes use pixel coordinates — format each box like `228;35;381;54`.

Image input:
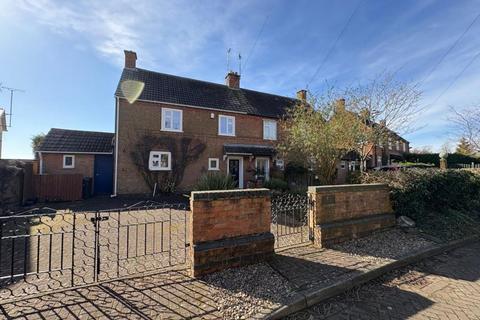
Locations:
189;188;274;277
308;184;395;247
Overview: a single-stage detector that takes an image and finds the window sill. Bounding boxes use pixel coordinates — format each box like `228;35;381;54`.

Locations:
218;133;236;137
161;128;183;133
263;137;277;141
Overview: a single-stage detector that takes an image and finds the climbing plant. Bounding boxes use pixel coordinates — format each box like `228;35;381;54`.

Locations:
130;135;206;193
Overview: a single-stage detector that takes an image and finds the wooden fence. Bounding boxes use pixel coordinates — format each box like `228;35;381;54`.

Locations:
33;174;83;202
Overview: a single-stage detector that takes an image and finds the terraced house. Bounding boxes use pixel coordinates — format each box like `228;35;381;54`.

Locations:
113;51;409;195
113;51;298;194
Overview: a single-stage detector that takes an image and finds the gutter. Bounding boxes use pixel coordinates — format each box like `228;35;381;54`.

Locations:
112;96;119;197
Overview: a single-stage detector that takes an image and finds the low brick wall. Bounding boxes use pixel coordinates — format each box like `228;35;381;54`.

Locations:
308;184;395;247
189;189;274;276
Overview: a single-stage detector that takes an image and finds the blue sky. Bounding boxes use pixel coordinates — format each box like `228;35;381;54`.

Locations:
1;0;480;158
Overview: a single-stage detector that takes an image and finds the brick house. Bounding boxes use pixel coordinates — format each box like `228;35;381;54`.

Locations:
113;51;298;194
37;128;114;195
113;51;411;194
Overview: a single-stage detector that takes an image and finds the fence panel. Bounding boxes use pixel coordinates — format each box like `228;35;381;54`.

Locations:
33;174;83;202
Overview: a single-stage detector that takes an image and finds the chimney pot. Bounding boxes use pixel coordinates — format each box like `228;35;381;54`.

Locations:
296;90;307;102
335;98;346;111
124;50;137;69
225;71;240;89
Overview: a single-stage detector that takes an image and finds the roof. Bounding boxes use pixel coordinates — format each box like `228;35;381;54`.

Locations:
224;144;275;157
38;128;114;153
0;108;6;132
115;68;298;118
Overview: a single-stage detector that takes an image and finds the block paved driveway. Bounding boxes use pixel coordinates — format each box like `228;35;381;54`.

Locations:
288;241;480;320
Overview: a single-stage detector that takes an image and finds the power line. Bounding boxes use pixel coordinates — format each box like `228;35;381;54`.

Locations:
306;0;364;89
420;11;480;85
428;50;480;107
243;13;270;75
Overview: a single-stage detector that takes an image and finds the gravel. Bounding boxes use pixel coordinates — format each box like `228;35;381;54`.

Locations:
331;228;434;263
201;263;295;319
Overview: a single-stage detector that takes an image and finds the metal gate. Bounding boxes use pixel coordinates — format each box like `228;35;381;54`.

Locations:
271;193;312;249
0;202;189;301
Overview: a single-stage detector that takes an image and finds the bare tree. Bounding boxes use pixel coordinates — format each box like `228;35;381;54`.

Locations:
450;106;480;153
344;72;423;171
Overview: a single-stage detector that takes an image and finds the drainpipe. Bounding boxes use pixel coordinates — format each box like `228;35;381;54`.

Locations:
38;151;43;175
111;96;119;197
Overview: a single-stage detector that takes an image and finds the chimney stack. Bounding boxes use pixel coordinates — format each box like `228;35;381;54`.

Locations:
124;50;137;69
225;71;240;89
335;98;346;112
296;89;307;102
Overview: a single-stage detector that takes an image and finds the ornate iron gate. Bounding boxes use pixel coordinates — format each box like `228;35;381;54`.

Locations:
271;193;311;249
0;203;188;301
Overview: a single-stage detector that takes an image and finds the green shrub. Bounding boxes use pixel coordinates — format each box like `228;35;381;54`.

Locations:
360;168;480;240
194;172;237;191
263;178;288;191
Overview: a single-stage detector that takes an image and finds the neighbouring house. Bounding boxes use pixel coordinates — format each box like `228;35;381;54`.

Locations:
114;51;298;194
37;128;115;195
0;108;6;159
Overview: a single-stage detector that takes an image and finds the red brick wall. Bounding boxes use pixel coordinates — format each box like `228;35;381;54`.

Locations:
116;98;278;194
42;153;94;178
189;189;274;276
189;189;271;243
308;184;395;246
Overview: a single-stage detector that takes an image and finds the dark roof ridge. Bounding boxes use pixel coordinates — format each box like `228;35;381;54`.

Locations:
50;128;113;135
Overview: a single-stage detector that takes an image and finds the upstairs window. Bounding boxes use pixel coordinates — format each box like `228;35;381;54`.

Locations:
219;115;235;136
396;141;400;150
263;120;277;140
149;151;171;171
161;108;182;132
63;155;75;169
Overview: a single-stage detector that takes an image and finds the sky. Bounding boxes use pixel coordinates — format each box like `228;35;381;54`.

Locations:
1;0;480;159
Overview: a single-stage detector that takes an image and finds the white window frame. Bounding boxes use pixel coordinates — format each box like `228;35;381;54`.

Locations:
218;115;235;136
396;140;400;150
340;161;346;169
149;151;171;171
388;138;392;150
263;119;277;140
403;142;407;152
63;155;75;169
161;108;183;132
208;158;219;170
255;157;270;181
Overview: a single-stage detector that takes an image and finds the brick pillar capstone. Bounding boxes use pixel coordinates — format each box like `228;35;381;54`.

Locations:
189;188;274;277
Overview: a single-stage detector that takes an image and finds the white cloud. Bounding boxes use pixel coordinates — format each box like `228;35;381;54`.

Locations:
10;0;261;71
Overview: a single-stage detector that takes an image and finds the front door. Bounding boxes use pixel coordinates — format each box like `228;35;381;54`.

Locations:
94;154;113;195
228;158;243;188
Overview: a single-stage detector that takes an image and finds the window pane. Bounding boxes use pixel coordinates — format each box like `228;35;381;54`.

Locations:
164;110;172;128
227;119;233;134
65;157;72;166
172;111;180;130
220;118;227;133
160;154;169;167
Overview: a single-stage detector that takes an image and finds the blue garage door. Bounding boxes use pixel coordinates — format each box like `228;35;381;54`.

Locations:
94;154;113;195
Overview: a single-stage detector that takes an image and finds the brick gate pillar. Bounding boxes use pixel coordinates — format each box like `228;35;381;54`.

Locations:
308;184;395;247
189;189;275;277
